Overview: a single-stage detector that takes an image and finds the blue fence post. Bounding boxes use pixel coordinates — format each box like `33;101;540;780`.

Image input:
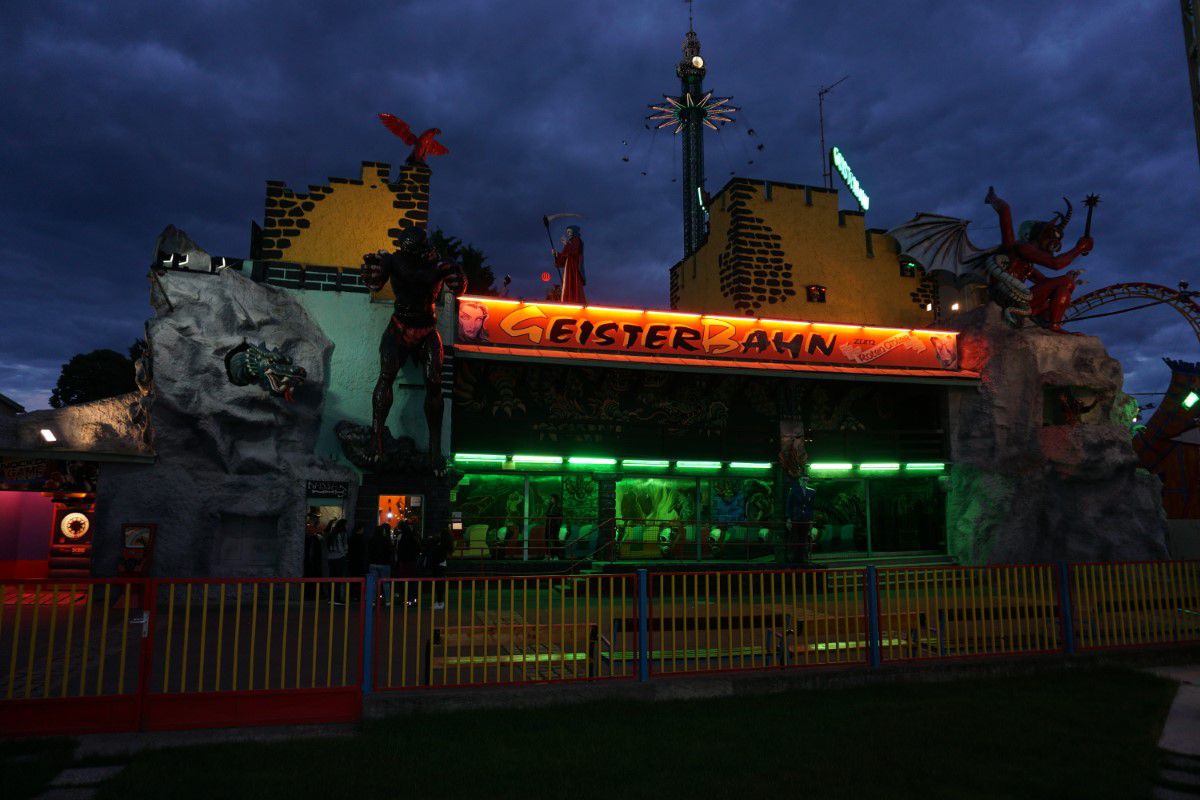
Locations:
865;566;881;668
1057;561;1076;655
362;573;377;697
637;569;650;682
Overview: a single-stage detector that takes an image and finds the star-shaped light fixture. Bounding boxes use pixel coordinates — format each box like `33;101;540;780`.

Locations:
648;92;737;134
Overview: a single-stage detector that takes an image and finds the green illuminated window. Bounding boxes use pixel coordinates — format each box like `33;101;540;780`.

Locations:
512;454;563;465
858;462;901;473
568;456;617;466
676;460;722;470
729;462;772;470
1184;391;1199;410
621;459;670;469
904;462;945;472
454;453;507;464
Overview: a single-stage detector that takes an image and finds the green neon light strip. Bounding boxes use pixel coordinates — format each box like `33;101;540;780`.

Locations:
729;462;772;470
511;454;563;465
831;146;870;211
568;456;617;466
1184;391;1199;410
621;459;670;469
858;463;901;472
904;462;946;472
676;461;722;470
454;453;507;463
809;463;854;471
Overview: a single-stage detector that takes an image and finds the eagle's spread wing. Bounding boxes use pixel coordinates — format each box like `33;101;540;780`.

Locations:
888;213;993;279
378;113;417;145
425;139;449;157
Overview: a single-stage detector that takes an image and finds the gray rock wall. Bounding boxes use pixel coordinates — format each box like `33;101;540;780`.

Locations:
945;305;1168;563
92;267;356;577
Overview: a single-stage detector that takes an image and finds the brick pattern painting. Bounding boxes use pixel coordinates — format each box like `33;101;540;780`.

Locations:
717;181;796;313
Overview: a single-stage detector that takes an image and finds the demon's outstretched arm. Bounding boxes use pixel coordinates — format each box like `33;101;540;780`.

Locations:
360;250;392;292
438;260;467;297
985;186;1016;247
1014;238;1093;271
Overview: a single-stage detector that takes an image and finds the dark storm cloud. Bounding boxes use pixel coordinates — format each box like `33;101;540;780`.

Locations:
1;0;1196;409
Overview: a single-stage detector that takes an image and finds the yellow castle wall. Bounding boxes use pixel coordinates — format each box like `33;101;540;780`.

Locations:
670;179;937;327
259;160;431;300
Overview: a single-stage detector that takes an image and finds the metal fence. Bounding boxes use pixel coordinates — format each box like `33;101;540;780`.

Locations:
648;570;867;674
1069;561;1200;650
2;560;1199;736
153;579;361;694
876;565;1062;662
372;575;636;689
1;580;143;702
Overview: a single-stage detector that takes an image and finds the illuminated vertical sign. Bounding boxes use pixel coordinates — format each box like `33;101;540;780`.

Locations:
830;146;870;211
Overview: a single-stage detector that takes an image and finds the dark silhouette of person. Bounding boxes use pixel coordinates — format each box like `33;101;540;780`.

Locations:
545;494;564;560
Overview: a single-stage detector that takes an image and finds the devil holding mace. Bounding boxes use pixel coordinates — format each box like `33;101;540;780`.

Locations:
889;188;1100;332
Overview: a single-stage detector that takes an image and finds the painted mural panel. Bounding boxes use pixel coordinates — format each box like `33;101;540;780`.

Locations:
453;359;945;461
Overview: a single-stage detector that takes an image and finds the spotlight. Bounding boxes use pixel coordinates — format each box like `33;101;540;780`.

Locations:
39;429;56;443
951;302;960;311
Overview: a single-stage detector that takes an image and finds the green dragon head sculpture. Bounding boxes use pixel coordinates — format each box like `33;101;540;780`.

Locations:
224;340;307;402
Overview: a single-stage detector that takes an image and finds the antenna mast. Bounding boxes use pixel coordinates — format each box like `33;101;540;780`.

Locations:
818;75;849;189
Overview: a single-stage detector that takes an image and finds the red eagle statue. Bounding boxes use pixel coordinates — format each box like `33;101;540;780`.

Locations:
378;113;449;165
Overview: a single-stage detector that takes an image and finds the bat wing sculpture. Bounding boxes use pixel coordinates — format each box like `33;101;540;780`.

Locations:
888;213;994;285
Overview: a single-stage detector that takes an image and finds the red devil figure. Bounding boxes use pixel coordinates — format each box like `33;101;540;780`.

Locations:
378;113;449;165
985;187;1095;332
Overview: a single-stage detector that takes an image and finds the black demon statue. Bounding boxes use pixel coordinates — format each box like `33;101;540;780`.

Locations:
889;187;1098;331
361;227;466;472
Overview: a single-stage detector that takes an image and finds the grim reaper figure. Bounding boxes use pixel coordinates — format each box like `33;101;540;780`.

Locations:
889;187;1095;331
361;228;466;472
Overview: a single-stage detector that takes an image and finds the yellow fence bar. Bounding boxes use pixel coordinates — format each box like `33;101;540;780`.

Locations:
149;579;360;697
0;581;145;701
372;574;639;690
1070;562;1200;650
876;565;1065;662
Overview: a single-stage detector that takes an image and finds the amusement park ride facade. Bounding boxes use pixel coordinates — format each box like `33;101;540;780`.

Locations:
0;19;1196;581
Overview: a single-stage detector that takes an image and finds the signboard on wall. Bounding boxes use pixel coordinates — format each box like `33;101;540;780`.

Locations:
306;480;349;500
454;297;958;371
119;523;156;576
0;458;98;493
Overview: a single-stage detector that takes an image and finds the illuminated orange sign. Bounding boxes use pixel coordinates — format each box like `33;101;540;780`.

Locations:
454;297;960;371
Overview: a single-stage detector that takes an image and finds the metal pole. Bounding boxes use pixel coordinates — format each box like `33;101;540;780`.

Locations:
362;573;377;697
637;569;650;682
865;566;881;668
523;475;530;562
1057;561;1076;655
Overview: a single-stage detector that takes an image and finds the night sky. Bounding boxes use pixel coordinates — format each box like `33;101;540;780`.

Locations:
2;1;1197;411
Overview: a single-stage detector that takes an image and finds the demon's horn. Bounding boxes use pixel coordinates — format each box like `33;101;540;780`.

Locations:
1058;197;1073;229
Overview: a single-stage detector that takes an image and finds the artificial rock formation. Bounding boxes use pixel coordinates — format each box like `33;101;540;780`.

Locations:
944;305;1168;563
92;248;356;577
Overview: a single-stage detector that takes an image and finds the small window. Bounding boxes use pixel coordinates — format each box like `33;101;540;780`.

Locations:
806;285;827;303
899;259;917;278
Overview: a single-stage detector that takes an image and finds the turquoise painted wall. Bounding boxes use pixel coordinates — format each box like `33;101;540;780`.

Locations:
283;287;455;470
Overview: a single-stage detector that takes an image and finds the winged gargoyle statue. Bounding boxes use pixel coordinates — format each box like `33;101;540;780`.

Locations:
889;188;1096;331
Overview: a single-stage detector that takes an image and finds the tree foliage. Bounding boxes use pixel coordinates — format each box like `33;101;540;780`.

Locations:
429;229;497;295
49;339;145;408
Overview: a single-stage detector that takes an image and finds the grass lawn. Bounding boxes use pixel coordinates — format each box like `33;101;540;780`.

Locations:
22;667;1176;800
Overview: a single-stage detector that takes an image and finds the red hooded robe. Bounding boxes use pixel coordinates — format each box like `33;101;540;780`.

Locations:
554;236;586;304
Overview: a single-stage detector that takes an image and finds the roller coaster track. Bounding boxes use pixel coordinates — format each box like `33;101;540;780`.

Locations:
1063;282;1200;347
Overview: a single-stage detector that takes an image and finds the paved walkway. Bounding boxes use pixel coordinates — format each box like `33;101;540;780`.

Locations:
1145;666;1200;799
26;723;356;799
